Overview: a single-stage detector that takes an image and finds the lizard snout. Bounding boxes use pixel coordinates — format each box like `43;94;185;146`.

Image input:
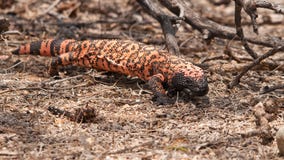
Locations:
183;77;209;96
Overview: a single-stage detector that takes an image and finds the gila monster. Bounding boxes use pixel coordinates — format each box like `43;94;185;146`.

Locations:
12;39;209;104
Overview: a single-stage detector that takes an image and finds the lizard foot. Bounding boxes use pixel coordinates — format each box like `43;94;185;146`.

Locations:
48;66;59;77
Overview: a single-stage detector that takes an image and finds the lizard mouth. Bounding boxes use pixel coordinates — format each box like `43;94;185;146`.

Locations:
183;88;194;96
183;87;208;96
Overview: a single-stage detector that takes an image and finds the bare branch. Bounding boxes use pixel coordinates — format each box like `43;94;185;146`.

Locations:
235;0;259;33
137;0;181;55
261;84;284;94
234;0;258;59
159;0;284;50
228;46;284;88
256;0;284;14
208;0;231;6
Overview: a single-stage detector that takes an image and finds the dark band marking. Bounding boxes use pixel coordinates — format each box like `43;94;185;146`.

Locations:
50;39;65;56
30;41;42;55
12;49;20;55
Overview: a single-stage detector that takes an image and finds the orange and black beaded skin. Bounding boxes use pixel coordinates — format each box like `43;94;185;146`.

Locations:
12;39;208;104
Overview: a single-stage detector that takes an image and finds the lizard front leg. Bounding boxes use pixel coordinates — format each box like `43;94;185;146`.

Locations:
148;74;175;105
48;52;77;76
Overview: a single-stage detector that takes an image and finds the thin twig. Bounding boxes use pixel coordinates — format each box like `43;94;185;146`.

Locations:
136;82;152;95
36;0;62;18
109;141;154;154
228;46;284;88
237;0;259;33
261;84;284;94
0;82;90;95
224;35;242;63
256;0;284;14
234;0;258;59
98;140;154;159
137;0;181;55
208;0;231;6
1;30;22;35
0;150;19;156
46;74;85;85
3;60;22;71
0;87;46;95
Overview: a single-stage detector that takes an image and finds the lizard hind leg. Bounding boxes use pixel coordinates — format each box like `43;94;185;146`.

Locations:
48;51;77;76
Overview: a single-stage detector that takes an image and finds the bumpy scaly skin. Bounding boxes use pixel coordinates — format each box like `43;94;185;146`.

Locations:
12;39;209;104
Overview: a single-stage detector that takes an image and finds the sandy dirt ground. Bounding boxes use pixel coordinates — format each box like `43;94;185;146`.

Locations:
0;0;283;159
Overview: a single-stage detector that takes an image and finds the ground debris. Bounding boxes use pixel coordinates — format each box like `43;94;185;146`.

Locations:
48;103;100;123
241;99;279;145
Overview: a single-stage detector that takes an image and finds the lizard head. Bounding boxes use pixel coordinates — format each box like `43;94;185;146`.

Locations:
171;64;209;96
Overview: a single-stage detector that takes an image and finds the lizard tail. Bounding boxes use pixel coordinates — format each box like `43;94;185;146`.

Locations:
12;39;76;56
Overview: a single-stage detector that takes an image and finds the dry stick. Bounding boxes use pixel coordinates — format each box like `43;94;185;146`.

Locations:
208;0;284;13
137;0;181;55
36;0;62;18
0;151;19;156
237;0;259;33
201;55;228;63
256;0;284;14
1;30;22;35
159;0;284;50
0;87;45;95
109;141;154;154
228;46;284;88
54;19;139;27
234;0;258;59
46;74;85;85
3;60;22;71
224;35;242;63
0;83;89;95
208;0;231;6
261;84;284;94
99;141;154;159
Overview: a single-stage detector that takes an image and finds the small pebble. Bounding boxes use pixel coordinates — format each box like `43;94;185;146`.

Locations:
276;126;284;156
